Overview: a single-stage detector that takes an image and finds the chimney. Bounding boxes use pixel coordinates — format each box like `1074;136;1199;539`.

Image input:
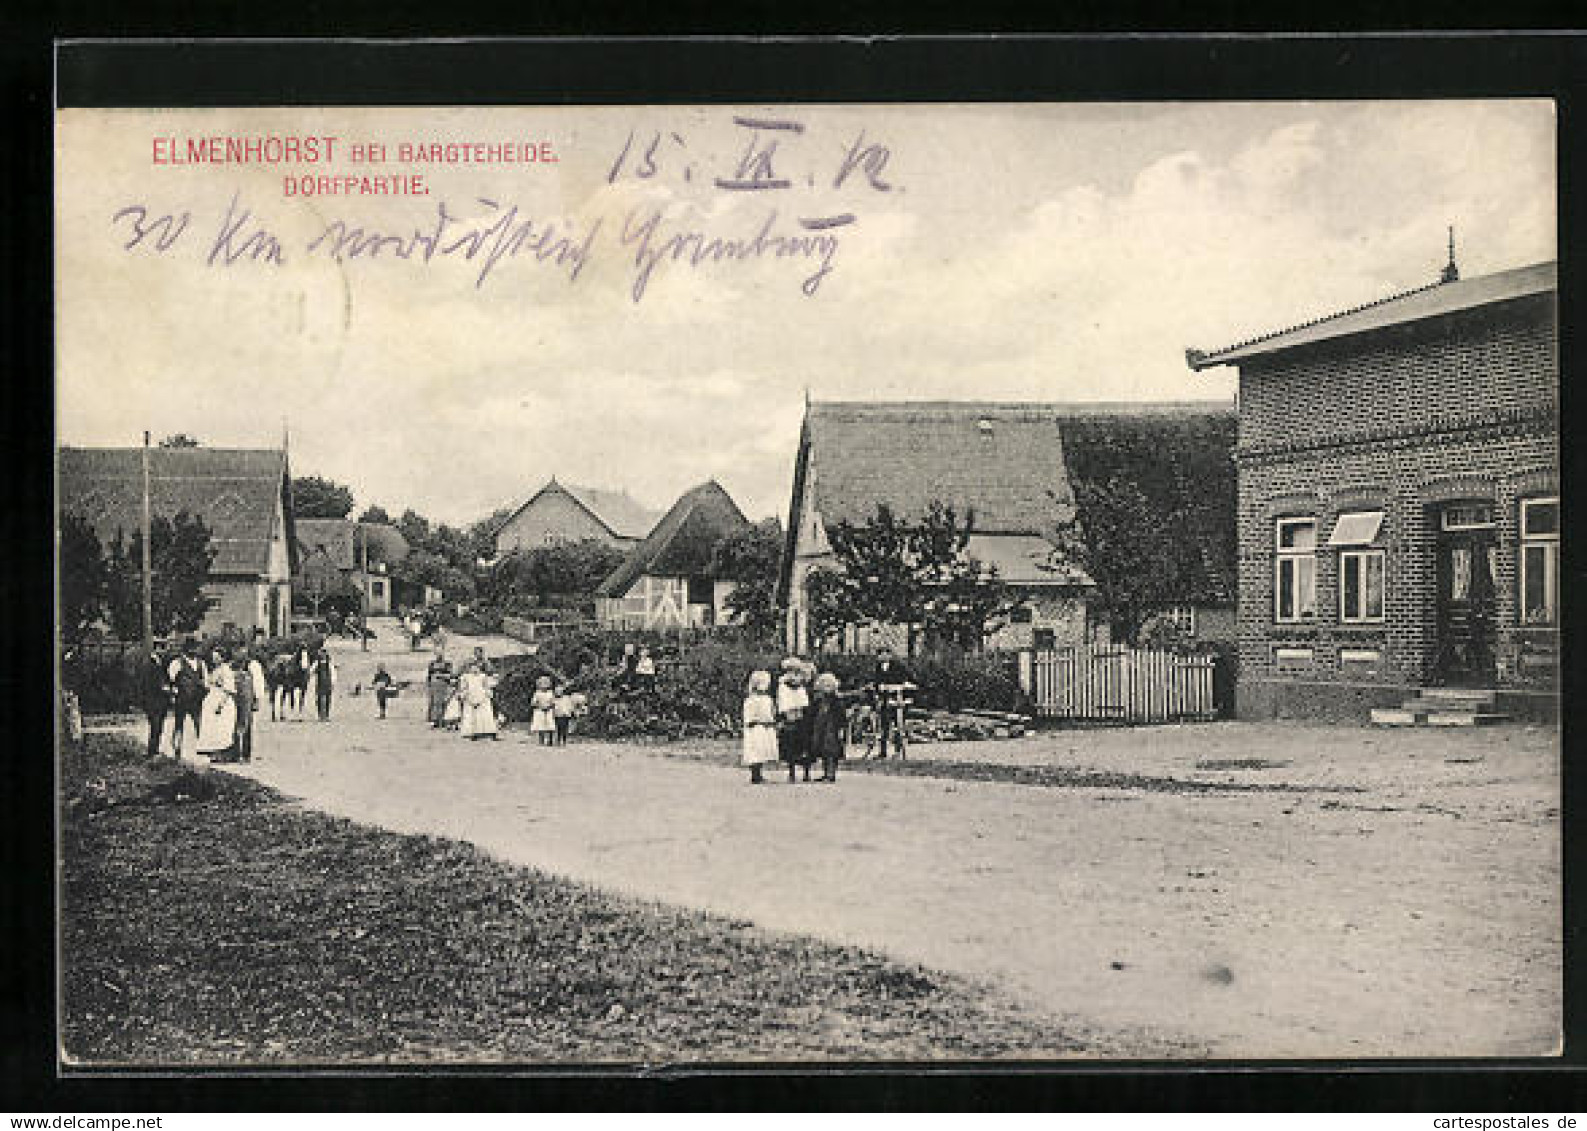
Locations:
1440;225;1460;284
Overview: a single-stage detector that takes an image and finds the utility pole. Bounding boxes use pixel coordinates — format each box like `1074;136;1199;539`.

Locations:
360;522;369;652
141;431;154;654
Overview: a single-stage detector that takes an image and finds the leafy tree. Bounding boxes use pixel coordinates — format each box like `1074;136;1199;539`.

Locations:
1050;476;1185;646
59;513;107;647
709;518;785;636
358;504;392;525
818;501;1008;655
104;511;216;638
158;433;199;448
291;475;356;519
803;566;855;651
396;508;431;549
468;507;514;562
487;540;625;605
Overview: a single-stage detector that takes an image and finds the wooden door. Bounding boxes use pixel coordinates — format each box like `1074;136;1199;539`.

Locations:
1434;527;1497;686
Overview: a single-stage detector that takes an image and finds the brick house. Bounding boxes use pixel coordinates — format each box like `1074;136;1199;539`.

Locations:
295;518;410;616
595;480;752;629
1187;258;1559;720
778;401;1238;655
493;478;661;558
58;445;298;637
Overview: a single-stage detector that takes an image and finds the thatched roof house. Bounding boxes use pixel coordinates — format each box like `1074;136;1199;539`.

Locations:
596;480;752;629
779;401;1237;653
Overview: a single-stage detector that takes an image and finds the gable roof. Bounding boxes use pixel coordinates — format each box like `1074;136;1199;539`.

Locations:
1187;260;1557;370
295;518;410;569
500;479;662;543
58;446;291;577
597;480;751;597
781;401;1237;605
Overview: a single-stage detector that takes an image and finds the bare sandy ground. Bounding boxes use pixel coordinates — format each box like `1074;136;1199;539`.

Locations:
211;626;1560;1060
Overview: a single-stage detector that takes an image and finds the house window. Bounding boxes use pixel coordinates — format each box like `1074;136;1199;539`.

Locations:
1275;517;1317;623
1329;509;1386;625
371;580;385;598
1441;503;1495;530
1033;628;1057;651
1010;605;1035;625
1158;605;1196;635
1520;496;1559;626
1339;550;1386;623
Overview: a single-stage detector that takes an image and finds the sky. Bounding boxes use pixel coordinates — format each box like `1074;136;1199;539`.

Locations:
55;101;1556;526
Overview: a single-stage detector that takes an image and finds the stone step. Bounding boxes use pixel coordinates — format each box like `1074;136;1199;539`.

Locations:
1424;711;1510;728
1370;707;1426;726
1418;688;1499;707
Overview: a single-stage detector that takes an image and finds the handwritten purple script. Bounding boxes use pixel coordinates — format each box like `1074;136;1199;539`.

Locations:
108;116;895;302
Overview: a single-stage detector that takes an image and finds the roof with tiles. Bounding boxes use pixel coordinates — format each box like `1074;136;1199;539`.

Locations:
295;518;410;569
1187;260;1557;370
783;400;1238;604
503;479;662;542
597;480;751;597
58;446;291;577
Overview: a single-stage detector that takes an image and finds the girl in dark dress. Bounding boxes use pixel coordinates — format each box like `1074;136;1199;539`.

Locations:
807;672;847;783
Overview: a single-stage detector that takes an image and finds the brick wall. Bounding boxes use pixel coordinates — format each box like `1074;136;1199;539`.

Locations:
1234;295;1559;715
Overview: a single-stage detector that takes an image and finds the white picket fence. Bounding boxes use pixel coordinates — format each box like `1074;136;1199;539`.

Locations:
1030;646;1216;723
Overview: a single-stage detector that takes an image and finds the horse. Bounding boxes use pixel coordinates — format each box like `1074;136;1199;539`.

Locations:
268;652;309;720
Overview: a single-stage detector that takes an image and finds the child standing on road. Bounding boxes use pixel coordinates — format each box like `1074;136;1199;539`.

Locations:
553;684;575;746
372;664;396;719
776;657;812;783
530;675;558;746
741;670;778;784
807;672;847;783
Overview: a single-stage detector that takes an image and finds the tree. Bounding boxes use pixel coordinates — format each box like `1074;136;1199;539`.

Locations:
485;539;625;606
818;501;1008;655
396;508;431;549
468;507;514;562
104;511;216;638
291;475;355;519
1050;476;1185;646
358;504;392;525
158;433;199;448
59;514;107;647
709;518;785;636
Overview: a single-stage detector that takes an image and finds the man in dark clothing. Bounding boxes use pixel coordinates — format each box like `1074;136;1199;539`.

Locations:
168;639;208;760
141;645;173;759
871;645;913;759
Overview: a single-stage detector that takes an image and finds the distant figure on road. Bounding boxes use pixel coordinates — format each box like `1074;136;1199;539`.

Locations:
871;645;913;760
310;649;336;721
553;685;576;745
194;655;238;760
740;670;778;785
426;651;454;728
167;639;208;760
230;648;255;763
141;644;174;760
372;663;396;719
618;642;639;692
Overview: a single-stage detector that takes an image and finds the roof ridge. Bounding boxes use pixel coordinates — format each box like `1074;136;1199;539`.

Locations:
1200;276;1446;361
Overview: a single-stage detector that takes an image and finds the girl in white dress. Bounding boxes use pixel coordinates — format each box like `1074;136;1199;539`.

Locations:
194;661;238;758
741;670;778;784
529;676;557;746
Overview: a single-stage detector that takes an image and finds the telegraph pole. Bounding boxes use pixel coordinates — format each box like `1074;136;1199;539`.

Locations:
141;431;154;654
360;523;369;652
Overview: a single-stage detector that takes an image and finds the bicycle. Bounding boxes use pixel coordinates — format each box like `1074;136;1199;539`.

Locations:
849;682;915;759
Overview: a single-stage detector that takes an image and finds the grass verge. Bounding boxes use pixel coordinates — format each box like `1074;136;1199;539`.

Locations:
62;733;1134;1065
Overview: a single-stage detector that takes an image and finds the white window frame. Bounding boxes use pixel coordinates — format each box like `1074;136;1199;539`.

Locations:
1441;503;1496;531
1520;496;1559;626
1274;517;1317;624
1338;548;1386;624
1157;605;1197;635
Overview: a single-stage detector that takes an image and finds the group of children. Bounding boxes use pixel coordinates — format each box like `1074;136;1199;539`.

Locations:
741;657;847;785
527;676;588;746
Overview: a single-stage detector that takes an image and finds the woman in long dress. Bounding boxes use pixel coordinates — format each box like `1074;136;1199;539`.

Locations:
426;652;454;728
194;659;239;760
458;663;499;741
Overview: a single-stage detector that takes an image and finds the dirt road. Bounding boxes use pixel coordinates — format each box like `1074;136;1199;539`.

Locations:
219;625;1561;1059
